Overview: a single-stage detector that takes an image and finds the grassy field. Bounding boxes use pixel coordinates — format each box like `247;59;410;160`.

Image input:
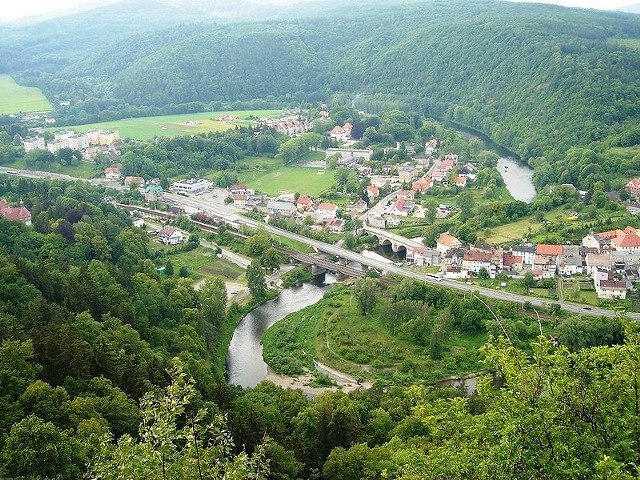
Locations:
149;245;245;283
244;166;336;196
263;284;486;385
54;109;282;140
0;75;52;115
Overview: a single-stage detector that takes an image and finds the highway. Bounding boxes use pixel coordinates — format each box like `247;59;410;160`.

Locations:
160;193;639;320
0;166;632;320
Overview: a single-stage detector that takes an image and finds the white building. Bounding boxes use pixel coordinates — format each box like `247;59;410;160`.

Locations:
512;245;536;266
23;136;45;152
171;178;211;195
314;202;338;221
267;200;296;216
159;227;184;245
325;148;373;163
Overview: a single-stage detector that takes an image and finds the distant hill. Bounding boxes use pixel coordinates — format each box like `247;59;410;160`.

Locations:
4;0;640;179
616;3;640;14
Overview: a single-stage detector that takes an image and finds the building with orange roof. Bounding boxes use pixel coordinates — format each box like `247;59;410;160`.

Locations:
436;232;462;255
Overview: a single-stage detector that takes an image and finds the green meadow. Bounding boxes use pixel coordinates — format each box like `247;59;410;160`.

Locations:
0;75;52;114
55;109;282;140
245;166;336;196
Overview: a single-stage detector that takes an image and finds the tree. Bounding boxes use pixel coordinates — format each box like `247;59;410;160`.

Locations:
165;259;174;276
353;277;379;315
199;278;227;336
260;247;281;272
1;415;84;480
247;261;267;302
90;361;269;480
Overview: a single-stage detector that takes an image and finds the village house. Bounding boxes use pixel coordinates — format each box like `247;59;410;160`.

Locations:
329;123;352;141
458;163;478;181
611;230;640;251
454;176;468;188
104;166;121;180
233;194;248;207
462;250;496;277
625;178;640;198
350;198;368;217
611;250;640;275
326;218;345;233
392;199;412;217
558;245;583;276
228;184;249;195
397;189;415;203
267;199;296;216
314;202;338;222
406;246;440;267
412;175;433;193
436;232;463;255
367;212;386;229
159;227;184;245
0;199;31;225
502;253;523;272
366;185;380;201
511;245;536;266
296;196;313;211
398;165;419;183
593;268;627;299
533;244;563;277
124;176;145;188
586;252;612;276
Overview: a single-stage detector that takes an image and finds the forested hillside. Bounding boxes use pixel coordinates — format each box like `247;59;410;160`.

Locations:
5;0;640;175
1;176;640;478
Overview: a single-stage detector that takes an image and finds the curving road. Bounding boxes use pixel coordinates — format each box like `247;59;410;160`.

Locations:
0;166;631;320
160;193;639;320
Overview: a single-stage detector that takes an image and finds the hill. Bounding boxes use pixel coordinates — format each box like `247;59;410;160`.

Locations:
4;1;640;186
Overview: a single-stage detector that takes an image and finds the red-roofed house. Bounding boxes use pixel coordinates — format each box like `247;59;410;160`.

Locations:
0;199;31;226
626;178;640;197
462;250;495;276
392;199;412;217
366;185;380;201
436;232;462;255
228;184;248;195
612;232;640;251
397;189;415;202
502;253;523;272
536;244;564;256
454;176;467;188
412;175;433;193
104;166;121;180
159;227;184;245
232;194;247;207
296;196;313;211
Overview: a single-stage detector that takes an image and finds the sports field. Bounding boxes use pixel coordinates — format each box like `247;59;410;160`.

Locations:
58;109;282;140
0;75;52;114
246;167;336;196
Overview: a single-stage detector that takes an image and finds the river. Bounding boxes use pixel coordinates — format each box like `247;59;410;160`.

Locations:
497;157;536;203
226;279;331;388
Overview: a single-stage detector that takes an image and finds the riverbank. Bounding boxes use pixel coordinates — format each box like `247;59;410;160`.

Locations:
264;363;373;399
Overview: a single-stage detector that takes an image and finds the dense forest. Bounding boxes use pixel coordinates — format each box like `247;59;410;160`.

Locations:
0;177;639;478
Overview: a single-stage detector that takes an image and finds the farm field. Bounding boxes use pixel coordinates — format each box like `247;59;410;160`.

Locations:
53;109;282;140
244;166;336;196
0;75;52;114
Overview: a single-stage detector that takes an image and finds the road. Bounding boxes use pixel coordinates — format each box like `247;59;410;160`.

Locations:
159;193;640;320
3;168;634;320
